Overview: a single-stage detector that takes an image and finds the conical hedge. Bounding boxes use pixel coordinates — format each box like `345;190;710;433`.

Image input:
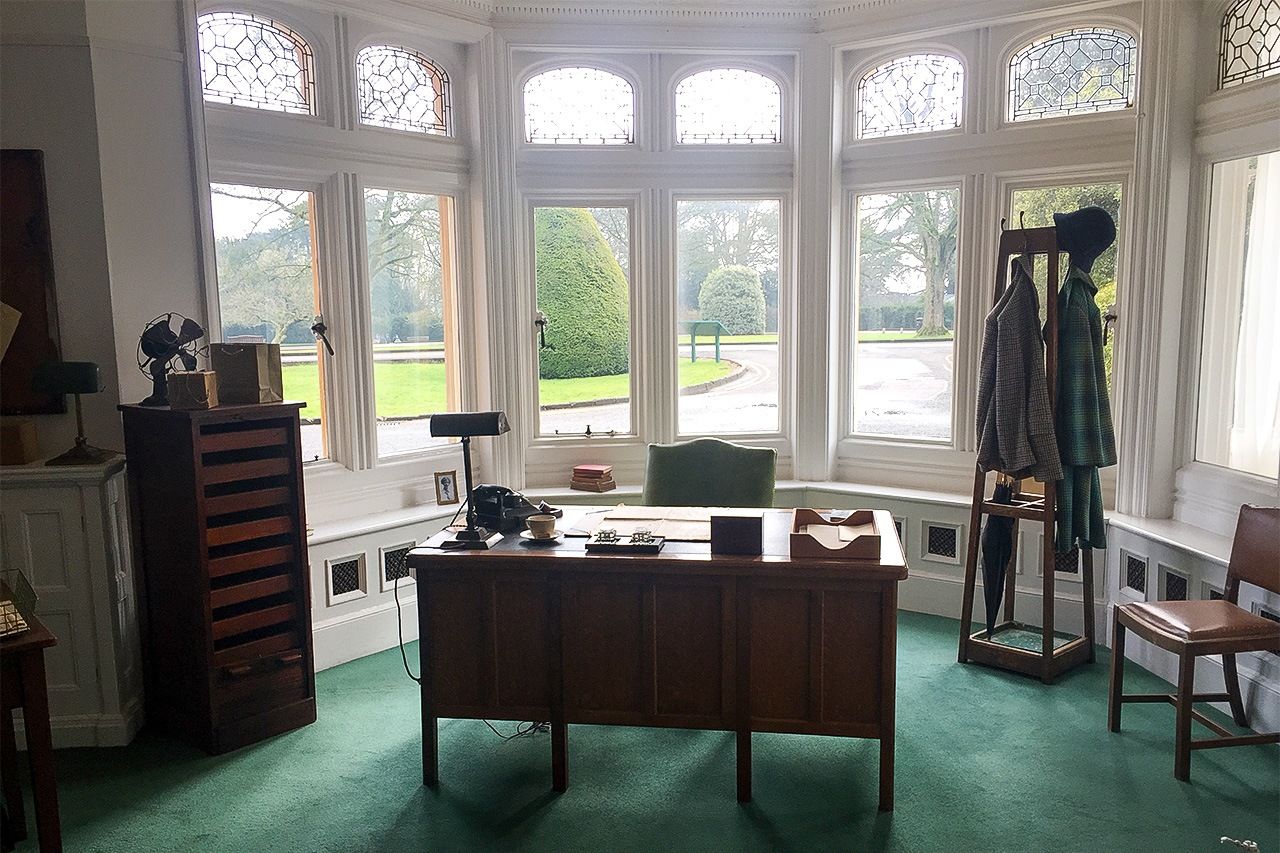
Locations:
535;208;630;379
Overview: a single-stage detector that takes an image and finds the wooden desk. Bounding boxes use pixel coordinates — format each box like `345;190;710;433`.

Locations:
407;508;907;811
1;617;61;852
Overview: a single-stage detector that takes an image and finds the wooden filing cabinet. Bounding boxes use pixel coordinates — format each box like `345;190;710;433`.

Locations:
119;403;316;754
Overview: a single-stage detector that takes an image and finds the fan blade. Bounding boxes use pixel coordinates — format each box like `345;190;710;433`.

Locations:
177;317;205;346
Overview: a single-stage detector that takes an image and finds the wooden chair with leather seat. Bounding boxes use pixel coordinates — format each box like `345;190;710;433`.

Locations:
641;437;776;508
1108;504;1280;781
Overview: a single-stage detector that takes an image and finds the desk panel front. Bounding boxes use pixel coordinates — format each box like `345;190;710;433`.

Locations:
408;507;907;810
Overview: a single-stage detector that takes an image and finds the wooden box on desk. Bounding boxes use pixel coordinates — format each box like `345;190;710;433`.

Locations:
119;402;316;754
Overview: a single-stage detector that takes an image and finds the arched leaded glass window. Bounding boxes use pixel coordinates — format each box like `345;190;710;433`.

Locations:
357;45;450;135
1008;28;1137;122
523;67;634;145
675;68;782;144
197;11;315;114
1220;0;1280;89
857;54;964;139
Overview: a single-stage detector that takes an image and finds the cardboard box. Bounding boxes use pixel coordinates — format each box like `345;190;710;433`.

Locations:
0;418;39;465
209;343;283;404
169;370;219;410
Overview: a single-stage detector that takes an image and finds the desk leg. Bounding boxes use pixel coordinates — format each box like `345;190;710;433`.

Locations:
1;708;26;842
19;654;60;852
551;722;567;792
419;585;438;789
878;734;894;812
736;729;752;802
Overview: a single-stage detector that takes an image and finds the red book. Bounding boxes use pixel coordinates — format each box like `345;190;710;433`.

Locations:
573;464;613;479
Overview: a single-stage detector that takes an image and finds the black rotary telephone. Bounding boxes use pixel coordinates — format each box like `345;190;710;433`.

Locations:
471;485;543;533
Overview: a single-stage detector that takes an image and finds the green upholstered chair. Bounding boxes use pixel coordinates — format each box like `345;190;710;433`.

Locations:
641;437;776;508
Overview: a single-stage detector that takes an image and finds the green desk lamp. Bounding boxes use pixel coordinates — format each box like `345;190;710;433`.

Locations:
32;361;115;465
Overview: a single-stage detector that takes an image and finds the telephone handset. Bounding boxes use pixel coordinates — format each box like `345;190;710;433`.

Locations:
471;484;543;533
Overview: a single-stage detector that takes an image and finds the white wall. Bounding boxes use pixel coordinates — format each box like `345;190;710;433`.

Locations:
85;0;208;405
0;1;123;457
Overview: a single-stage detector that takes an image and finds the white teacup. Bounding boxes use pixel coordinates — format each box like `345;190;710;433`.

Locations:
526;514;557;539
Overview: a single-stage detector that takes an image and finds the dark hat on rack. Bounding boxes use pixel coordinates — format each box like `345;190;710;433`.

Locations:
1053;206;1116;255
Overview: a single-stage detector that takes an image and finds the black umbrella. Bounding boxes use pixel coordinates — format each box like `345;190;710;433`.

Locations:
981;479;1016;637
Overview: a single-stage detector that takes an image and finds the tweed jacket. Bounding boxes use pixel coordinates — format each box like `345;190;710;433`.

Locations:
1054;266;1116;552
976;259;1062;482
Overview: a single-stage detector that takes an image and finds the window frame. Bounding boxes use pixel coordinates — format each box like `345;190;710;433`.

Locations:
839;178;966;449
354;43;453;137
357;182;464;461
671;191;793;441
203;169;335;465
523;194;642;443
850;50;968;143
192;3;477;519
195;8;327;123
518;62;640;149
671;63;787;148
1004;25;1140;125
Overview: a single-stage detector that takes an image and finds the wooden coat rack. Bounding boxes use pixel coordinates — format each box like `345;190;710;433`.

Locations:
957;223;1096;684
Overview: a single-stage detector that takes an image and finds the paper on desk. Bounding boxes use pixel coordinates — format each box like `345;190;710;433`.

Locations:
567;505;763;542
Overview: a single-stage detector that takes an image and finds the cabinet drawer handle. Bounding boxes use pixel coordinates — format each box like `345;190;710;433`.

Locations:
277;653;302;666
224;664;253;678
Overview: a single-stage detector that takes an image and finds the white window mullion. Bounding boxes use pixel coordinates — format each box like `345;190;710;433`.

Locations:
333;171;378;470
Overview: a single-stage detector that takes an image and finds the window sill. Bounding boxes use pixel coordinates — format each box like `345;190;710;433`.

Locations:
308;503;460;547
1107;512;1233;568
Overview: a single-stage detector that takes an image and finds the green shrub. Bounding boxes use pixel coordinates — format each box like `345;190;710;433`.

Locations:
535;208;630;379
697;265;765;335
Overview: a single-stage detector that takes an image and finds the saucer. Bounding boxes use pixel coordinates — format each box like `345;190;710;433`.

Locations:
519;530;563;544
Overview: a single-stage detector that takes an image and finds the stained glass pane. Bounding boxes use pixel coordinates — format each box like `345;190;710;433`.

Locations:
675;68;781;144
357;45;450;135
1009;28;1136;122
197;12;314;114
857;54;963;139
1221;0;1280;88
524;67;634;145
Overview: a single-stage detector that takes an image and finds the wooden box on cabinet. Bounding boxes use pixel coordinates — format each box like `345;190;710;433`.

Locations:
119;402;316;754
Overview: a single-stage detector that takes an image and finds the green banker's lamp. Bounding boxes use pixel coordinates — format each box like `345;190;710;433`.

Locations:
32;361;116;466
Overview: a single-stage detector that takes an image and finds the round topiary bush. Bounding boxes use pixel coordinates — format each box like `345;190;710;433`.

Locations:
698;265;765;335
535;208;630;379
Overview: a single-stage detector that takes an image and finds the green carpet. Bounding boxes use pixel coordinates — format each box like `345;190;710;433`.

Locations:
15;612;1279;852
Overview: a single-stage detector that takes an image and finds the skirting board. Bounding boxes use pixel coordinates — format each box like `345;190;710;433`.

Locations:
313;594;420;673
14;696;144;750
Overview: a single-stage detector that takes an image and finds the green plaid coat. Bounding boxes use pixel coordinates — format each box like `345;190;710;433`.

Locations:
1054;267;1116;551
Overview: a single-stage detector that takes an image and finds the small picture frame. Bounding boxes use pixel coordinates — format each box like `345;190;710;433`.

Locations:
434;470;460;505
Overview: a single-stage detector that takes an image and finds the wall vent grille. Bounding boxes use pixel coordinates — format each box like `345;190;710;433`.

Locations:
1160;565;1189;601
1204;583;1225;601
384;546;412;584
326;554;366;605
1055;547;1080;575
921;522;961;564
1122;551;1147;595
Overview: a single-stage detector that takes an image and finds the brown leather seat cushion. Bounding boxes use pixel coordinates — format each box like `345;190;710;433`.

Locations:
1125;600;1280;643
